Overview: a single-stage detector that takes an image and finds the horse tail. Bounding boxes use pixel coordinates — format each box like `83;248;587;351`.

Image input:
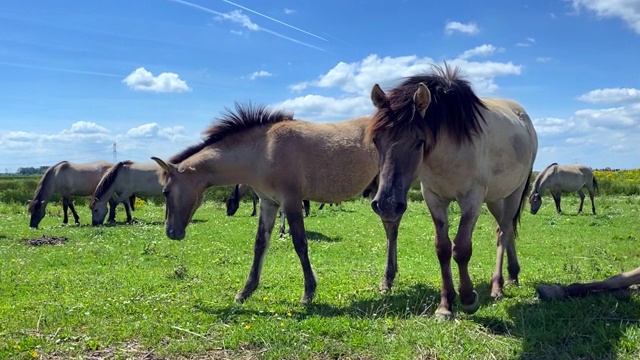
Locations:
513;169;533;239
129;194;136;211
592;176;599;195
29;161;68;214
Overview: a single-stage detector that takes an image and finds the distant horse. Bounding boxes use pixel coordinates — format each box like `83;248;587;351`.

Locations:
152;103;379;304
529;163;598;215
89;161;163;225
537;266;640;300
28;161;125;228
366;64;538;320
226;184;259;217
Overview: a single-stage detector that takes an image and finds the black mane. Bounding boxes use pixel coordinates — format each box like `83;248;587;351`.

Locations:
168;103;295;164
368;64;487;148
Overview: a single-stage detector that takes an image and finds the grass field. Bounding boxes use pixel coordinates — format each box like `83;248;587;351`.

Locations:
1;195;640;359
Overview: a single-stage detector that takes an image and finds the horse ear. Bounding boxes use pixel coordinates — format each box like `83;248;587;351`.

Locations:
151;157;173;172
371;84;388;109
413;83;431;117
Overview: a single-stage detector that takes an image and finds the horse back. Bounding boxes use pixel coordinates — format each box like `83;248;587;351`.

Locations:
56;161;112;196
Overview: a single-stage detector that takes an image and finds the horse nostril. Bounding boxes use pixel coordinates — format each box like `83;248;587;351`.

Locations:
371;200;380;215
396;202;407;215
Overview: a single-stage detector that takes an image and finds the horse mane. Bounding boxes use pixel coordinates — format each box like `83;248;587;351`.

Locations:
90;160;133;208
532;162;559;192
168;103;295;164
28;161;69;213
366;63;487;151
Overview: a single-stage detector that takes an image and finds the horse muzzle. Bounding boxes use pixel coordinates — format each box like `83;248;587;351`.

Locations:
371;196;407;223
166;227;186;240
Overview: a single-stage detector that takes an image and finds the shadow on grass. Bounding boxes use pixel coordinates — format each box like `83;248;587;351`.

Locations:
195;283;441;320
475;292;640;359
306;231;342;243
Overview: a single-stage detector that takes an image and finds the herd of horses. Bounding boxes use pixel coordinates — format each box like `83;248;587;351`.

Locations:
26;64;637;318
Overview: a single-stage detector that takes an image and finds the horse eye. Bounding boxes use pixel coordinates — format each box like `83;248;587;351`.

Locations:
162;190;170;197
415;140;425;149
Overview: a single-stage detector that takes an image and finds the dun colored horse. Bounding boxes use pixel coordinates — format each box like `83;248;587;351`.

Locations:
28;161;123;228
89;161;163;225
367;64;538;319
152;103;379;304
225;184;260;217
537;266;640;300
529;163;598;215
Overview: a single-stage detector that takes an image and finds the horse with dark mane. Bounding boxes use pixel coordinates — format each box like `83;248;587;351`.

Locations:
89;161;163;225
28;161;124;228
529;163;598;215
152;103;379;304
366;64;538;319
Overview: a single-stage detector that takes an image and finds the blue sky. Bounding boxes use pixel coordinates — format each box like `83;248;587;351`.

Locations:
1;0;639;172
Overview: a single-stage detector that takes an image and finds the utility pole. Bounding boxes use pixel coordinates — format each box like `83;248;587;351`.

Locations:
113;142;117;163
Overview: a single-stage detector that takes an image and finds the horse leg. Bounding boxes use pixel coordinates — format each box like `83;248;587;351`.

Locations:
235;199;279;303
62;197;70;225
424;191;455;320
107;198;117;223
552;191;562;213
250;194;257;217
318;203;325;210
452;198;482;315
303;200;310;217
123;199;133;224
67;199;80;225
379;220;399;293
278;208;286;237
577;189;585;214
589;189;596;215
537;266;640;300
282;201;317;304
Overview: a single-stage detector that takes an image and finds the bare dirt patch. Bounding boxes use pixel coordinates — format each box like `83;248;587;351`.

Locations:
23;235;68;246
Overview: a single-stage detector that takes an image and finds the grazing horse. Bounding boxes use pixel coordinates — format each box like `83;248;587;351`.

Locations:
366;64;538;320
529;163;598;215
226;184;259;217
152;103;379;304
89;161;163;225
28;161;122;228
537;266;640;300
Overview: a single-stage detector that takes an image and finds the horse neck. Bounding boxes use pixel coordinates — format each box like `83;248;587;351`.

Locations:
94;171;120;204
533;172;551;194
182;143;263;188
33;169;58;203
237;184;250;198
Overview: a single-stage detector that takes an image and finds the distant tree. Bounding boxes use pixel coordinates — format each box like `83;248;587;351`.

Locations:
16;167;40;175
38;166;48;174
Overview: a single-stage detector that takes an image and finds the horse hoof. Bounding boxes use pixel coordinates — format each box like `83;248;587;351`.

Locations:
434;309;454;321
536;285;566;301
234;294;247;304
379;280;392;294
460;291;480;314
300;293;314;305
491;289;503;300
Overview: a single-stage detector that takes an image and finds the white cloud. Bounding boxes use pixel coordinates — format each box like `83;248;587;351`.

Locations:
536;57;553;63
458;44;503;60
444;21;479;35
577;88;640;103
284;8;295;14
66;121;109;134
249;70;272;80
533;117;577;137
217;10;259;31
230;30;243;35
516;37;536;47
126;123;188;141
574;103;640;129
123;67;190;93
572;0;640;34
282;51;522;121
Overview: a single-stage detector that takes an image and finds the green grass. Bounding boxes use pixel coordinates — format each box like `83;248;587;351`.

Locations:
1;195;640;359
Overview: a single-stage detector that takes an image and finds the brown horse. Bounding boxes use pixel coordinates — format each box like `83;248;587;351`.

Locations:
537;266;640;300
225;184;259;217
151;103;379;304
89;161;163;225
28;161;123;228
366;64;538;320
529;163;598;215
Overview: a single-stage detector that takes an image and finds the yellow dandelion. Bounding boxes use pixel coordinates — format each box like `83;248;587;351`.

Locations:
244;324;251;330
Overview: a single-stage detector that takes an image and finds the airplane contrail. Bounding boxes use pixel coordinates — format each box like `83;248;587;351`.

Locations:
219;0;328;42
0;62;121;77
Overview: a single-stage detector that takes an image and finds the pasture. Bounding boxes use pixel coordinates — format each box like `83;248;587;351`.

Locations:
1;192;640;359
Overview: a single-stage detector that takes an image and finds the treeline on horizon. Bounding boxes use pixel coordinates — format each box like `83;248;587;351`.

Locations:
1;168;640;206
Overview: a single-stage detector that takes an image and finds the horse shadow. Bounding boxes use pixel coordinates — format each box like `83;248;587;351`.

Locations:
306;230;342;243
194;283;441;320
473;291;640;359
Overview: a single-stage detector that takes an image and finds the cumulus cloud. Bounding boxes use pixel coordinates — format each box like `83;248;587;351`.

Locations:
458;44;503;60
282;51;522;121
249;70;272;80
444;21;479;35
126;123;188;141
122;67;190;93
577;88;640;103
66;121;109;134
574;104;640;129
217;9;259;31
572;0;640;34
